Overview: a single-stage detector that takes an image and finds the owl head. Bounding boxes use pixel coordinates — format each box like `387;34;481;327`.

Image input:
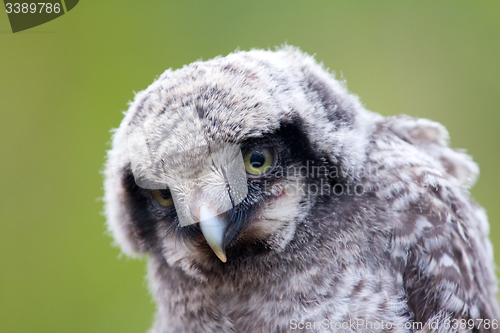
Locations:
103;47;377;268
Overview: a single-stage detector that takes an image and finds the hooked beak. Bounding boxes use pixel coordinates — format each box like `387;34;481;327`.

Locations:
199;203;227;262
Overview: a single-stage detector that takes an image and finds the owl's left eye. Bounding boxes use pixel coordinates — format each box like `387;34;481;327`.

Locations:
243;147;276;177
151;189;174;208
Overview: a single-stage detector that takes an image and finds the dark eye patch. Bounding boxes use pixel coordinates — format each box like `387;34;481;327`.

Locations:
240;121;324;182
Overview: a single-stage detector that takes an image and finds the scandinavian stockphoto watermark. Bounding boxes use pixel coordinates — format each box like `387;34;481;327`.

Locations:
126;105;374;227
127;127;372;227
127;122;374;227
3;0;78;33
289;318;499;331
260;161;375;200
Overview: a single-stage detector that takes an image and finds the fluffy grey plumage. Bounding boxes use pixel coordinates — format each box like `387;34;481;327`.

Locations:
104;47;500;332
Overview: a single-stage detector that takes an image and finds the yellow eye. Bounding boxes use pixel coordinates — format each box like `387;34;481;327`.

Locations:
243;147;275;176
151;190;174;207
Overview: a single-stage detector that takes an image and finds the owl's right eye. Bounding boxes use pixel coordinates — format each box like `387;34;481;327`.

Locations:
243;147;276;177
151;189;174;208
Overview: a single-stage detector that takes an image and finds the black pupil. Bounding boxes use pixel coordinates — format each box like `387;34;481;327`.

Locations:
158;190;171;199
250;151;266;168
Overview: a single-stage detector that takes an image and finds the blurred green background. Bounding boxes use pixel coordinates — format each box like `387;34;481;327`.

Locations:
1;1;499;332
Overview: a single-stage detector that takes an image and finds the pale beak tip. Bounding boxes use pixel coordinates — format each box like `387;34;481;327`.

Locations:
215;251;227;263
207;238;227;263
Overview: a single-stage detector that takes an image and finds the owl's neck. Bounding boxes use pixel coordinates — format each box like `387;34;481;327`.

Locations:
148;254;294;332
146;247;410;333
